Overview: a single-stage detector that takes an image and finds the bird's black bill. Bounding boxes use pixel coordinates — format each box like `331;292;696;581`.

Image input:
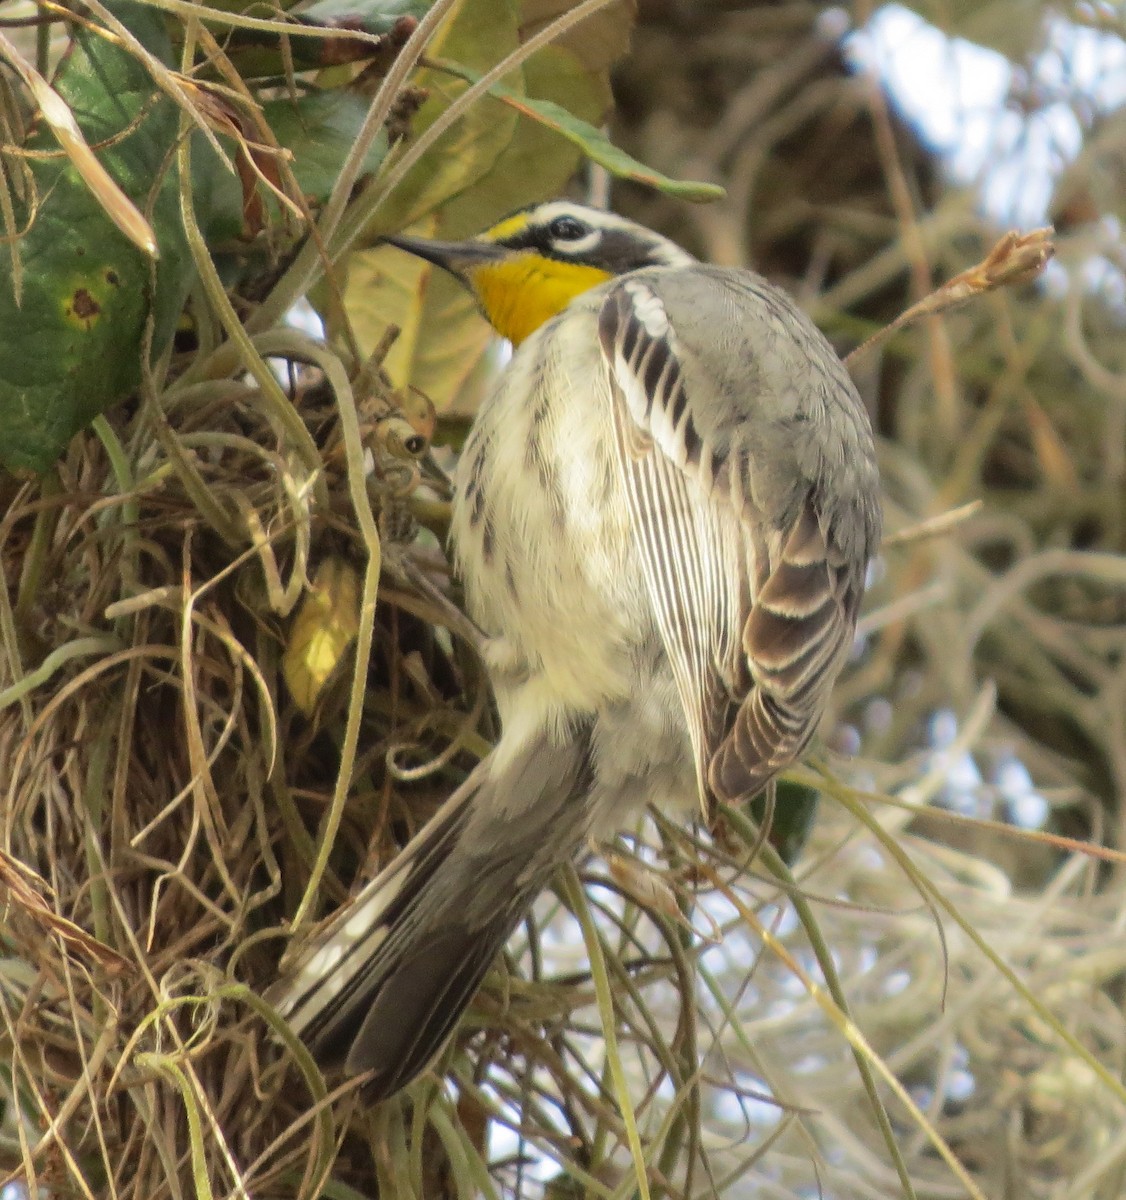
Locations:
383;234;510;278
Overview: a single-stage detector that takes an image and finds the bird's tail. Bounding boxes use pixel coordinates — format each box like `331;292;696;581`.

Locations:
268;727;593;1101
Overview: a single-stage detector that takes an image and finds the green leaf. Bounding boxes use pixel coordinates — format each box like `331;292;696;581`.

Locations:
0;0;198;473
332;0;527;391
297;0;433;35
362;0;523;236
264;91;390;201
437;44;606;236
432;57;725;202
518;0;633;82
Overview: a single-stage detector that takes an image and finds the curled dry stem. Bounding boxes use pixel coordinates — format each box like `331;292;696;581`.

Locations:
846;228;1056;366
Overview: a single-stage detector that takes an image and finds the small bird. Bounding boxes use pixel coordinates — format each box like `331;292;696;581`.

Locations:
269;201;882;1101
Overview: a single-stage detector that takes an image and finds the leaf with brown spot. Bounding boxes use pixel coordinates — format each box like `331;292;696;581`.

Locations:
0;2;197;472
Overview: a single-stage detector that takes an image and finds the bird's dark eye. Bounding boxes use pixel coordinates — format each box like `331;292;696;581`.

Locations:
548;215;589;242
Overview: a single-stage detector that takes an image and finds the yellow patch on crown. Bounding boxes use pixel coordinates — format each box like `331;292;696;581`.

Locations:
467;254;611;345
481;212;533;243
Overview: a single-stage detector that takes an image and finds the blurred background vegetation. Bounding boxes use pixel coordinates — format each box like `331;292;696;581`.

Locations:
1;0;1125;1197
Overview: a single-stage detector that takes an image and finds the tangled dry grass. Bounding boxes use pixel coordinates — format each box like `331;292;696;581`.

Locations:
3;1;1126;1198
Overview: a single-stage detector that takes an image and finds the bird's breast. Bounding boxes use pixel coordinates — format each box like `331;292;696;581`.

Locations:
451;302;652;727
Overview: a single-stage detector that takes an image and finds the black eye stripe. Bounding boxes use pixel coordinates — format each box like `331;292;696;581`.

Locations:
489;209;681;272
492;217;588;253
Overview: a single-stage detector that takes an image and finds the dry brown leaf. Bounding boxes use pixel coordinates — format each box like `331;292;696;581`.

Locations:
0;849;129;974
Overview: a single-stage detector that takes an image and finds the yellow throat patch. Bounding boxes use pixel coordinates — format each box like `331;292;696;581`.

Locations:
467;254;611;346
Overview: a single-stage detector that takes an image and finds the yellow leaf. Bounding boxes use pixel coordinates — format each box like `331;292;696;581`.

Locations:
283;558;362;716
343;237;494;412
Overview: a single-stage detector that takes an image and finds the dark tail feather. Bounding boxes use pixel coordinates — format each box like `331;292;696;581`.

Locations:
349;910;525;1099
268;728;593;1101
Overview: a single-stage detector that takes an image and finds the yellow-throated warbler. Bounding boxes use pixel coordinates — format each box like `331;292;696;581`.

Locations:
269;201;883;1100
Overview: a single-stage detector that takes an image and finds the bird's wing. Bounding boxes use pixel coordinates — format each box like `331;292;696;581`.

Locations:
597;276;866;805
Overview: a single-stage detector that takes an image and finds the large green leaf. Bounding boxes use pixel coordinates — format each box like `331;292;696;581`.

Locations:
518;0;633;79
263;91;390;201
362;0;523;236
434;58;724;201
333;0;524;404
0;1;197;473
437;44;605;236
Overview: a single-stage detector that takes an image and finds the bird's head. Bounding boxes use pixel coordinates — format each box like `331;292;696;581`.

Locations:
385;201;695;345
